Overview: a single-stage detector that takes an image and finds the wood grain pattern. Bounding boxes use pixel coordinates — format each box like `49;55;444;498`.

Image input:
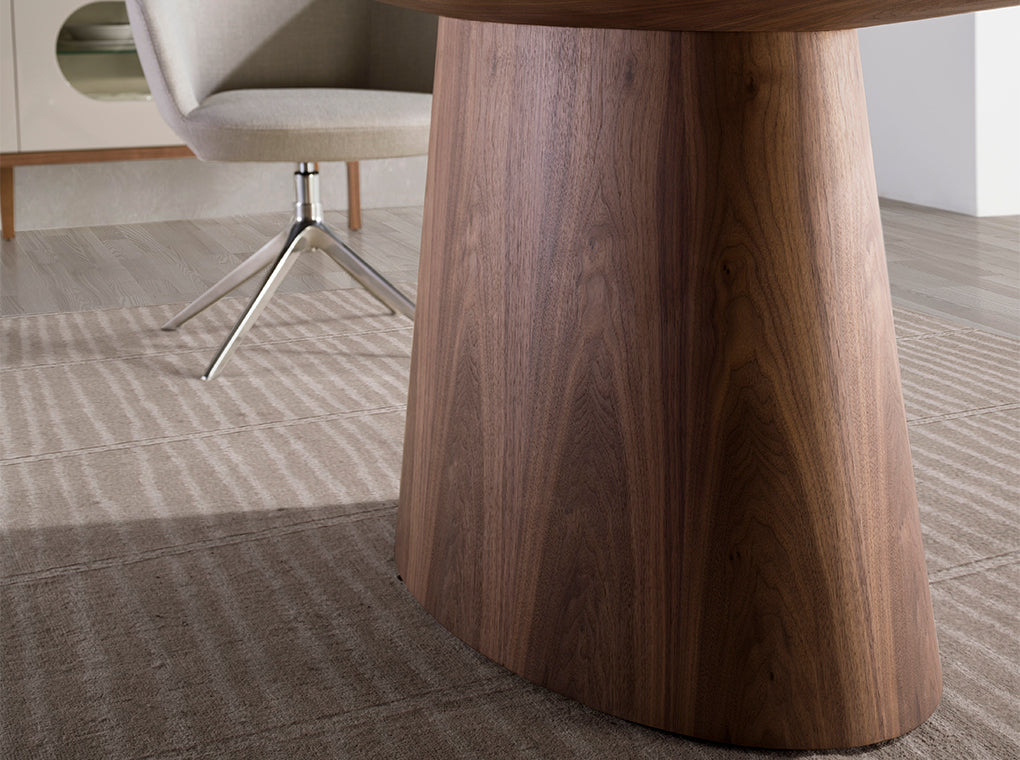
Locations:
0;145;194;168
379;0;1018;32
396;19;942;749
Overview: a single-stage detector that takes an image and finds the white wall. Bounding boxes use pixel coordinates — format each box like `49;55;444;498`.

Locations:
975;9;1020;217
858;15;977;214
859;7;1020;216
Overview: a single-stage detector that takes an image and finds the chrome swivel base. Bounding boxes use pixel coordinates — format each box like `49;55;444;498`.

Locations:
163;162;414;381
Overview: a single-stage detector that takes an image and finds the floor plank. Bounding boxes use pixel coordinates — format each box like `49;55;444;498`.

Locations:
1;201;1017;338
880;200;1019;336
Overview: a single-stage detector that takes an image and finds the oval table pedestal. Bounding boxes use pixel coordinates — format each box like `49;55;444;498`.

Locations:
396;19;942;750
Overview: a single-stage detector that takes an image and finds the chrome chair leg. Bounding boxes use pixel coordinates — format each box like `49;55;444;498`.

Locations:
201;225;307;381
172;163;414;380
162;228;292;330
309;224;415;320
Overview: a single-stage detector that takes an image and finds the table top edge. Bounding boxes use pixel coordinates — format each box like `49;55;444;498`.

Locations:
375;0;1020;32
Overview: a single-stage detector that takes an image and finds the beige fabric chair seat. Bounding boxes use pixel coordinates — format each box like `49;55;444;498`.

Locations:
184;89;433;162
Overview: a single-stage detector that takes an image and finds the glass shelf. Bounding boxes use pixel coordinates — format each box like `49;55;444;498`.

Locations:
56;1;150;101
57;44;137;55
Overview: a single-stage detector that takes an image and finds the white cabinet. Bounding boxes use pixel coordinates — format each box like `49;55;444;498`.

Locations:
1;0;19;152
6;0;178;151
1;0;188;237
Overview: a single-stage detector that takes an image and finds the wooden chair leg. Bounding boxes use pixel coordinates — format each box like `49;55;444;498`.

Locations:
346;161;362;231
1;166;14;240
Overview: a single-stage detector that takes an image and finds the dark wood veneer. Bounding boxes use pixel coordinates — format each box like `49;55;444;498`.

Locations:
380;0;1018;31
396;19;942;749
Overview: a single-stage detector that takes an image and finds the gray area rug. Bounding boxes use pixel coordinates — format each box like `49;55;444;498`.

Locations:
2;291;1017;759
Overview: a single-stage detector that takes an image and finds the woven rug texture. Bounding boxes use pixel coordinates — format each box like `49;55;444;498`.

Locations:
1;291;1017;759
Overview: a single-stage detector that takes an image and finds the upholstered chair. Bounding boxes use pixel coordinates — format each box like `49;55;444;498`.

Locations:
126;0;436;379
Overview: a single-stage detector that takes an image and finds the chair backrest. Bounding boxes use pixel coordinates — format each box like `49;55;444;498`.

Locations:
367;1;437;94
127;0;436;130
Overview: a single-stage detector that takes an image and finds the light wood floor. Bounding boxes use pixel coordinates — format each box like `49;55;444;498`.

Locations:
1;201;1017;337
881;200;1018;337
